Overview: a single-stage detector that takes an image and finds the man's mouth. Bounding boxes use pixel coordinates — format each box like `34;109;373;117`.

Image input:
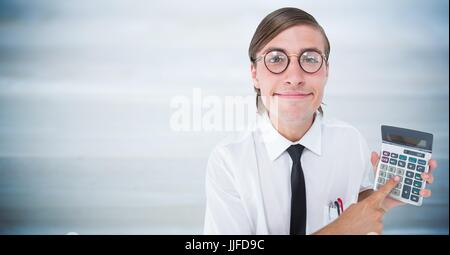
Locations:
273;92;312;99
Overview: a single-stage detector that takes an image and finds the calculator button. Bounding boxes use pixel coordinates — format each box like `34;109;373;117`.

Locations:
381;157;389;163
399;155;407;161
398;160;406;167
377;177;385;184
388;166;396;173
413;180;422;188
405;178;413;185
410;195;419;203
380;171;386;177
395;183;402;189
389;159;398;165
406;171;414;178
390;189;401;196
380;164;388;170
416;165;425;172
407;163;416;170
415;173;423;181
396;168;405;176
412;188;420;195
418;159;427;165
402;185;411;199
408;157;417;163
376;184;382;190
387;173;394;179
390;153;398;159
382;151;390;156
396;176;403;182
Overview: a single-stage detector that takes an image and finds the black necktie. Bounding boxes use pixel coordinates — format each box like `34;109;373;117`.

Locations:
287;144;307;235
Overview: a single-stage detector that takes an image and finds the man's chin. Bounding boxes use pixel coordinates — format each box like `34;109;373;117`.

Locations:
269;107;314;122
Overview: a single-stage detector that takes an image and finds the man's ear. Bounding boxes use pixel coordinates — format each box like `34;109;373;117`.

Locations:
251;63;260;89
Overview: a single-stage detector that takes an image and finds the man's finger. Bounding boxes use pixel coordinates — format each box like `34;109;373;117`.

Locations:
420;189;432;197
427;159;437;178
372;176;400;202
428;159;438;171
421;172;434;184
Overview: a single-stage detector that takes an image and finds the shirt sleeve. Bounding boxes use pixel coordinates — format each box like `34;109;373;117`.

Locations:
358;133;375;193
203;146;253;235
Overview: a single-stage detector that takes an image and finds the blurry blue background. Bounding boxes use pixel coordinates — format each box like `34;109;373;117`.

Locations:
0;0;448;234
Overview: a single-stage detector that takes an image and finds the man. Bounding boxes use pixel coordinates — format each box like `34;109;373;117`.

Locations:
203;7;437;235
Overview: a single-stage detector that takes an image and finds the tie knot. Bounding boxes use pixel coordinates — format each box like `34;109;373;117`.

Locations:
287;144;305;163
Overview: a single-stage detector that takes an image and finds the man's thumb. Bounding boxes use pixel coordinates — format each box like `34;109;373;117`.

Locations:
371;151;379;168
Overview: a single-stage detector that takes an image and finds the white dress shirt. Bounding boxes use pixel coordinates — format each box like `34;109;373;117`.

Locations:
203;111;374;235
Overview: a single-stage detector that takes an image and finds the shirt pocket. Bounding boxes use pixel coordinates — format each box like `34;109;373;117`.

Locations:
323;199;356;227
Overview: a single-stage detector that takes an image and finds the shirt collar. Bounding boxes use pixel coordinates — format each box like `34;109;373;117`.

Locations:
257;111;323;161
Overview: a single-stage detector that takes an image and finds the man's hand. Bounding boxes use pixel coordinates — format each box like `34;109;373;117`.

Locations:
314;176;400;235
371;151;437;211
315;151;439;235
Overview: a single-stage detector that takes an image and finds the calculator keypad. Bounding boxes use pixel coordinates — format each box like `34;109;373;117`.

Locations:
376;150;427;205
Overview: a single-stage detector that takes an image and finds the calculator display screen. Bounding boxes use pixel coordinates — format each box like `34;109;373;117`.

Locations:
382;125;433;151
386;134;427;149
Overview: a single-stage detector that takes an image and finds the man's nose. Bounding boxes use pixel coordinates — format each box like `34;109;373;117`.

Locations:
284;57;305;86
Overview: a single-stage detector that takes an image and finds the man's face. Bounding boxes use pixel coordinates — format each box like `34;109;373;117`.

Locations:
251;25;329;123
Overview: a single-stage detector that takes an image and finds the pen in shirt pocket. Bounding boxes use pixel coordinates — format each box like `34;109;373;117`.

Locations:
337;197;344;212
328;201;339;219
334;201;340;215
329;198;345;217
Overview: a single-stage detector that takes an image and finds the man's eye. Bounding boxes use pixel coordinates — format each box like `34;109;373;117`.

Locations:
303;56;319;63
269;55;285;63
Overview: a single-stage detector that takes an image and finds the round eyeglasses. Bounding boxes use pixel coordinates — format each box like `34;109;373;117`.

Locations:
254;49;327;74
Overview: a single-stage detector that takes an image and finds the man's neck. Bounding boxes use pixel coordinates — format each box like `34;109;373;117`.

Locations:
268;112;315;142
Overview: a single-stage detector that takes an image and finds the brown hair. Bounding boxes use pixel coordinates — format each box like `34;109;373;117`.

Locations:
249;7;330;114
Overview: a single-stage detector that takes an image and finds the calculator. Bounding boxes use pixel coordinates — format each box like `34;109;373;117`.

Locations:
374;125;433;206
